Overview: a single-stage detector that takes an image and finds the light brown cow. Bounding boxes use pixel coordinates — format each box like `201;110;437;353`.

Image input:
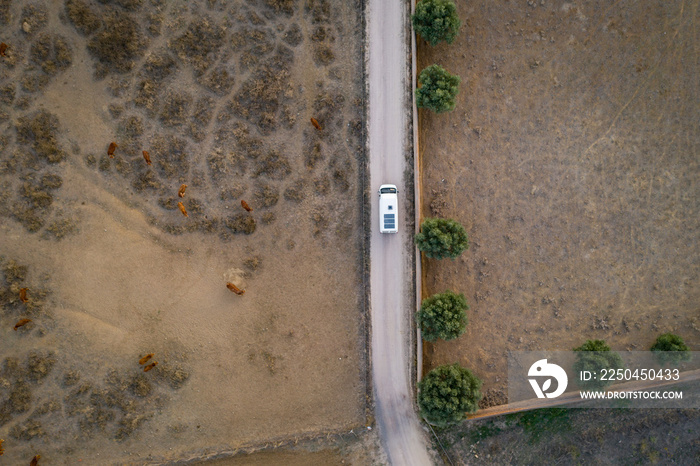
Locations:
178;202;188;217
14;318;32;331
226;282;245;295
144;361;158;372
139;353;154;365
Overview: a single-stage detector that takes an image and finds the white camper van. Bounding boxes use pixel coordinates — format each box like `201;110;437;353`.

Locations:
378;184;398;234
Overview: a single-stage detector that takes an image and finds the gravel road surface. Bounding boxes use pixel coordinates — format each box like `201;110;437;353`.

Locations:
367;0;432;464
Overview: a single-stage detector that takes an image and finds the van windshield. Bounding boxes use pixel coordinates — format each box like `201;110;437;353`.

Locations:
380;187;397;194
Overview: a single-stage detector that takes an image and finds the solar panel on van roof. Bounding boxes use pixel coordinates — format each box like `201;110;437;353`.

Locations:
384;213;395;229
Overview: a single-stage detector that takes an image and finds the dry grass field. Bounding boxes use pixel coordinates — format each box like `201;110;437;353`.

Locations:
0;0;369;463
418;0;699;408
438;407;700;464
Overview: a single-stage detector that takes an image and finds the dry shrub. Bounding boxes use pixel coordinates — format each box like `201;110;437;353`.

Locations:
140;50;177;82
263;0;296;15
11;204;45;232
254;184;279;208
65;0;101;36
169;15;226;75
219;186;246;201
305;0;331;23
115;414;149;441
231;122;264;158
225;214;256;234
0;84;14;105
87;8;148;74
20;182;53;209
331;167;350;192
151;133;189;179
188;96;215;141
118;115;144;140
313;45;335;66
284;179;306;202
244;256;261;271
30;33;73;75
304;138;323;169
15;110;67;163
97;0;143;11
20;4;49;35
199;65;235;94
45;218;78;239
132;170;162;192
160;90;192;127
234;27;276;71
9;419;44;440
313;89;345;125
0;0;11;24
254;150;291;180
134;80;158;114
314;177;330;195
231;48;294;134
283;23;303;46
26;351;56;382
155;363;190;389
208;148;247;181
311;209;329;236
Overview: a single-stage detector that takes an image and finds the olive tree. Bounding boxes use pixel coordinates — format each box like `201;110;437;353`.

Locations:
415;217;469;259
417;290;468;342
412;0;461;46
573;339;624;391
418;363;482;426
651;333;691;366
415;64;461;113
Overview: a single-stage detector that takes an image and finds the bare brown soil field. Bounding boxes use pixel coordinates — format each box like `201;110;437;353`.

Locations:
0;0;369;463
418;0;699;407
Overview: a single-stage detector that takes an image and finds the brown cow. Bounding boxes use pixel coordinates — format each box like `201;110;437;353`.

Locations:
310;117;322;130
178;184;187;198
107;142;118;158
178;202;188;217
241;200;253;212
139;353;154;365
226;282;245;295
142;150;152;166
14;319;32;331
144;362;158;372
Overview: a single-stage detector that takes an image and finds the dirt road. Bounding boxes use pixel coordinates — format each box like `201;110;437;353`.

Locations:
367;0;432;464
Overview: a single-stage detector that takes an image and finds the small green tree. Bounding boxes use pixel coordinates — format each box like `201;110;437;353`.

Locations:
651;333;691;366
573;339;624;391
412;0;461;46
415;65;461;113
418;363;482;427
417;290;468;342
415;217;469;259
